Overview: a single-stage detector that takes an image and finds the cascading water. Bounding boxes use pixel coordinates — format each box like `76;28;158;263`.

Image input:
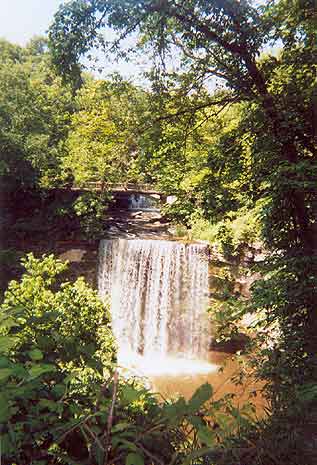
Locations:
128;194;159;211
98;238;213;374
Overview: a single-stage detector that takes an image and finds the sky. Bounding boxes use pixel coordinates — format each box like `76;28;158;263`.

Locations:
0;0;150;81
0;0;268;45
0;0;270;86
0;0;63;45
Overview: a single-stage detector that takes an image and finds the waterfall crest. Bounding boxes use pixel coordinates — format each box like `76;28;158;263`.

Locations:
98;238;211;372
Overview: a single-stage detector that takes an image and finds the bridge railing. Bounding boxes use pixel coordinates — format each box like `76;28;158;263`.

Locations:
79;181;161;194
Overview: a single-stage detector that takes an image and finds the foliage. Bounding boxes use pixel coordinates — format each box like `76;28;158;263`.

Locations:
73;191;113;238
48;0;316;256
210;297;247;345
70;379;258;465
1;0;315;463
0;253;116;463
0;38;73;191
190;202;263;258
64;77;147;186
38;189;113;240
0;255;259;465
163;196;197;225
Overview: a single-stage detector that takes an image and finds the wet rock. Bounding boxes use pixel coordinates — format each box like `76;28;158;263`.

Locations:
209;333;250;353
58;249;86;263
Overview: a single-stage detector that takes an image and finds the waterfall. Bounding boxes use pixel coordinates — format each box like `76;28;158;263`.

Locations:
128;194;159;211
98;238;211;373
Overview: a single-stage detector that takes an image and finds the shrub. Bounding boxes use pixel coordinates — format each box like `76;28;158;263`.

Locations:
0;253;116;463
190;201;263;257
73;191;113;238
189;215;219;243
162;195;196;224
0;254;257;465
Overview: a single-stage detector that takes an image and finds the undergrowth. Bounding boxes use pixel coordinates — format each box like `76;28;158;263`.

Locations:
0;254;259;465
189;201;264;257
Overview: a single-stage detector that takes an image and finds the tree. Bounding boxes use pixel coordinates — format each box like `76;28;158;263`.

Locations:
0;39;73;191
49;0;316;245
1;255;256;465
49;0;317;420
65;76;146;185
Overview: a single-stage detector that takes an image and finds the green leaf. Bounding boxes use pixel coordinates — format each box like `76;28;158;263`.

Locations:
297;384;317;402
0;356;11;368
214;412;232;433
0;368;15;381
28;364;56;379
188;383;213;412
28;349;44;361
0;336;18;354
0;317;18;331
181;447;214;465
188;414;204;429
162;396;187;424
117;439;138;452
125;452;144;465
0;397;11;422
121;385;141;405
0;433;14;454
197;425;216;446
38;399;60;412
95;444;105;465
111;422;132;433
52;383;66;398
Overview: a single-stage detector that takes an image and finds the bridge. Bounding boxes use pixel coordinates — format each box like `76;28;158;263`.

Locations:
73;182;164;196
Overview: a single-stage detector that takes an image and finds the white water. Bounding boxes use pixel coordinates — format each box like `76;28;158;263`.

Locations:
98;238;213;374
128;194;159;211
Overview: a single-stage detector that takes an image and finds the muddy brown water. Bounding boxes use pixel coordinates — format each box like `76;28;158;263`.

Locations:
149;351;266;414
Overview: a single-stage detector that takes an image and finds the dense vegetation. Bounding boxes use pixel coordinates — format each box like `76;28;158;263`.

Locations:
1;0;316;463
0;255;259;464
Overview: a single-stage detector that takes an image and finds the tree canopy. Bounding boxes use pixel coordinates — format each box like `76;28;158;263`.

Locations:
0;0;316;463
48;0;317;454
0;38;74;191
49;0;316;246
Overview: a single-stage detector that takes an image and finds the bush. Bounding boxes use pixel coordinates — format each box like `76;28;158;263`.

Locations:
73;191;113;238
215;223;236;258
162;195;196;224
0;254;258;464
0;253;116;463
190;202;263;258
189;215;219;243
